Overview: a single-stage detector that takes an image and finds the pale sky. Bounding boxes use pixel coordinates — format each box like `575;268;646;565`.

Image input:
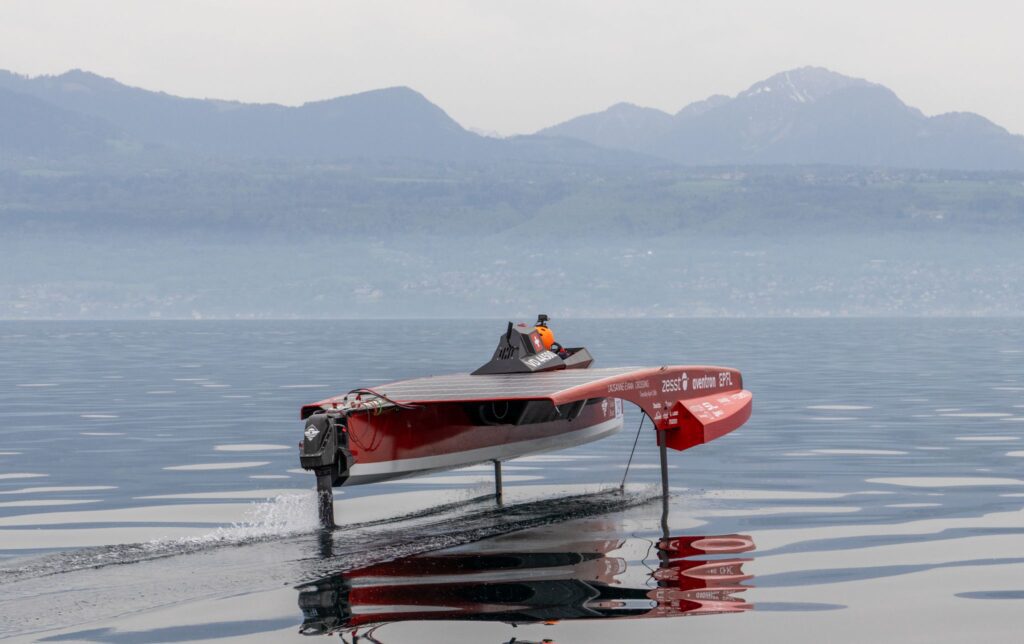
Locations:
1;1;1021;135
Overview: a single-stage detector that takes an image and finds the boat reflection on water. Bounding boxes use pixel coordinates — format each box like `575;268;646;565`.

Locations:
297;526;755;640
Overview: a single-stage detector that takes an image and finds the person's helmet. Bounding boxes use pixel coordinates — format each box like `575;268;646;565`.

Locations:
535;325;555;351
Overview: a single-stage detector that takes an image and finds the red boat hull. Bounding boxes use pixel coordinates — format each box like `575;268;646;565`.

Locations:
341;398;624;485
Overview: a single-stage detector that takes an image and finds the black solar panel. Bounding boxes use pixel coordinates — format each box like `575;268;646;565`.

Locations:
366;366;646;403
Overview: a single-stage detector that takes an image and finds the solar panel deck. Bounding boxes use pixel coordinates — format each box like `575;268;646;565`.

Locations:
361;366;646;403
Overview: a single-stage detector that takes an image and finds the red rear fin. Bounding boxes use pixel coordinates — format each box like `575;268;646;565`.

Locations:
550;366;752;452
664;390;752;451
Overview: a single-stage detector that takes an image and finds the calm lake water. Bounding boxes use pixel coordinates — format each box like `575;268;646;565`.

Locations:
2;319;1023;643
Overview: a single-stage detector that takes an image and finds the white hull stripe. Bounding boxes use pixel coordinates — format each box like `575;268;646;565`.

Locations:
345;415;624;481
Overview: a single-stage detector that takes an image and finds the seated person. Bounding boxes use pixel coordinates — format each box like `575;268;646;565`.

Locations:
534;315;570;359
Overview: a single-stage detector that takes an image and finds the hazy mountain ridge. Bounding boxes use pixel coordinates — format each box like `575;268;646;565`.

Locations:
540;67;1024;170
0;85;124;156
2;66;1023;243
0;69;652;166
2;66;1024;170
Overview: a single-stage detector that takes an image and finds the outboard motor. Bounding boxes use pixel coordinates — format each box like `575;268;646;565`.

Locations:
300;412;353;529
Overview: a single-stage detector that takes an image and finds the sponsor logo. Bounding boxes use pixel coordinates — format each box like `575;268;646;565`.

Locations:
304;426;320;441
524;350;557;369
661;372;689;393
601;399;609;417
607;379;650;393
691;374;718;390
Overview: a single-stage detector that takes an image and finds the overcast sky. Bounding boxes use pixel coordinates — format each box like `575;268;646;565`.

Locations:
1;1;1021;135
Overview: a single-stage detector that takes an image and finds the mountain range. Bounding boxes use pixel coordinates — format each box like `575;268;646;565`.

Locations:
0;69;639;166
1;66;1024;170
540;67;1024;170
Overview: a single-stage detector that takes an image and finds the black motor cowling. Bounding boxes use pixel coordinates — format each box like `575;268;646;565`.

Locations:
300;413;353;486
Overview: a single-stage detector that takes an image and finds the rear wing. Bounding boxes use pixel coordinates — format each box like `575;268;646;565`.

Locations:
545;366;752;451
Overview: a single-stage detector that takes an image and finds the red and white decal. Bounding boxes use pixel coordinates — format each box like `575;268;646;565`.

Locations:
530;332;543;352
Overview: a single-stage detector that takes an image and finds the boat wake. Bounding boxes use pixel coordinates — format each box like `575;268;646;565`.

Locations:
0;491;323;585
